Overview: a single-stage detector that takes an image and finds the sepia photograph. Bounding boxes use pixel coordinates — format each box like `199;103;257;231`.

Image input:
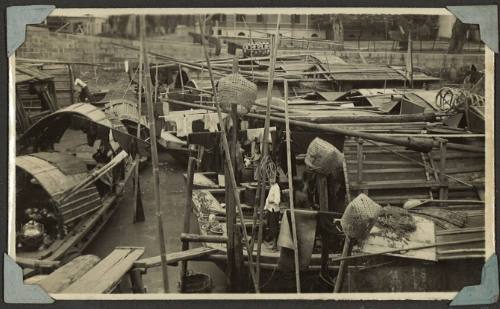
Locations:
8;7;494;299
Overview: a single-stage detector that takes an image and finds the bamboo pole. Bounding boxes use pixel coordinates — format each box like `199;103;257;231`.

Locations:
197;15;260;293
154;63;159;103
331;237;484;263
255;15;281;289
59;151;128;203
284;80;301;293
133;14;144;224
180;157;197;292
165;98;484;153
140;15;170;293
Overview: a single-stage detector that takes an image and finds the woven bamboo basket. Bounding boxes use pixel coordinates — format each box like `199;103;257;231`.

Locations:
217;73;257;114
341;193;382;240
304;137;344;175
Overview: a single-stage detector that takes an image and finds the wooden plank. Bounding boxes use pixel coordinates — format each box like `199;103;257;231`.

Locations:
359;216;437;261
36;255;101;293
350;179;440;190
134;247;219;269
180;233;228;243
192;173;219;188
16;257;60;270
63;247;144;293
347;167;424;174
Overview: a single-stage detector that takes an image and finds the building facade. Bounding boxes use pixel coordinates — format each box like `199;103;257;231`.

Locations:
210;14;326;39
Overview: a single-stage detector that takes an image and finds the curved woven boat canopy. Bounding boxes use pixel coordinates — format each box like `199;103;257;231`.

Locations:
18;103;150;157
16;153;88;198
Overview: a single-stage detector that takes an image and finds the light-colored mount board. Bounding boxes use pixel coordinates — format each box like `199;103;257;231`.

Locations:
447;5;498;53
3;254;54;303
6;5;55;56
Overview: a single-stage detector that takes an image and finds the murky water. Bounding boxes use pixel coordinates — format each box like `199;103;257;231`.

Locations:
84;150;227;293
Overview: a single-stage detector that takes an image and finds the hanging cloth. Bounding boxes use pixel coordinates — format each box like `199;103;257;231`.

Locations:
265;183;281;213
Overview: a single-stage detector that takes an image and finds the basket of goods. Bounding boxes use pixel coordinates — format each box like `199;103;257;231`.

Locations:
305;138;344;175
217;73;257;114
179;271;213;293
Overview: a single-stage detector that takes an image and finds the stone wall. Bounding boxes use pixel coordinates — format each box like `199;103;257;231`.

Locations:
16;26;207;68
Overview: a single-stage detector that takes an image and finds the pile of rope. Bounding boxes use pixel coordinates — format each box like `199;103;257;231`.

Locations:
435;87;485;113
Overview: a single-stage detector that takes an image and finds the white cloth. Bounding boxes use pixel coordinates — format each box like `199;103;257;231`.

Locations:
246;127;275;143
265;183;281;212
203;113;220;132
164;113;204;137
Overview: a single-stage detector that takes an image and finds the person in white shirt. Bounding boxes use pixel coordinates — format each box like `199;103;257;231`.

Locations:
264;176;281;251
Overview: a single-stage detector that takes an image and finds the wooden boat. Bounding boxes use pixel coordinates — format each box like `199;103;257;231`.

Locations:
15;64;59;135
15;103;148;275
181;123;485;293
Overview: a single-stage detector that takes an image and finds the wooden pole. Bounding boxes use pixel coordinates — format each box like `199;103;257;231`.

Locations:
165;98;484;154
140;15;169;293
256;14;281;288
224;157;237;290
133;14;145;224
334;139;362;292
198;15;259;293
154;63;159;103
333;237;353;292
284;80;301;293
230;55;243;290
318;175;330;277
331;237;484;263
180;157;197;292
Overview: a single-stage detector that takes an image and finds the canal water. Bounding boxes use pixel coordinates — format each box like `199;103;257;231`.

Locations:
84;150;228;293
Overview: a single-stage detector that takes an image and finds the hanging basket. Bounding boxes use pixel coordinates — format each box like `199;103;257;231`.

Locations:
341;193;382;240
304;138;344;175
217;73;257;114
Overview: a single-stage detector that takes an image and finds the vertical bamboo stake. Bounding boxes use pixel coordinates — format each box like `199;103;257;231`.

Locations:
133;15;144;224
197;15;259;293
179;64;185;93
140;15;170;293
333;238;353;292
180;157;197;292
154;63;159;104
256;14;281;288
334;139;360;292
284;80;301;293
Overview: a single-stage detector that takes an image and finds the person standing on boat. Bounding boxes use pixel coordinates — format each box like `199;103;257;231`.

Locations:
265;175;281;251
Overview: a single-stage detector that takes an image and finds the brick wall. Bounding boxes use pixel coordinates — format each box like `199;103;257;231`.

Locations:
16;26;207;68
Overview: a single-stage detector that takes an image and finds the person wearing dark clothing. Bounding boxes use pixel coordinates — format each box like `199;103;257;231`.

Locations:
75;78;96;103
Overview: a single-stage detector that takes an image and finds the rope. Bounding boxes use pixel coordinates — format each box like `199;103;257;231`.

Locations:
258;263;279;289
121;65;141;99
435;87;485;112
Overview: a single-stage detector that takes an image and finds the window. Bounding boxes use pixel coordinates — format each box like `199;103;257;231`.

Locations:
256;15;263;23
238;32;246;36
236;14;245;22
217;29;222;35
292;15;301;23
311;33;318;38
